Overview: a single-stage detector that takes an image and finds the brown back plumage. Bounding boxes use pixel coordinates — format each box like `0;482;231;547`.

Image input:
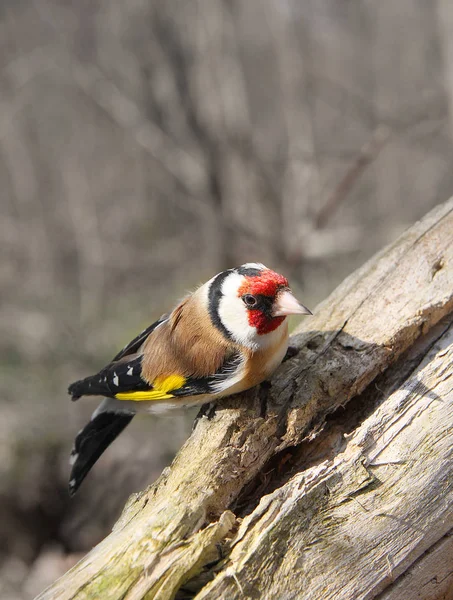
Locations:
141;291;235;382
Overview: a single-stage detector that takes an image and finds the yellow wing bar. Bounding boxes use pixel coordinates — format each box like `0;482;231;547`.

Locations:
115;374;186;402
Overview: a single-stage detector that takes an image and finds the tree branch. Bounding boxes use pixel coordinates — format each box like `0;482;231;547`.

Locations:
38;198;453;600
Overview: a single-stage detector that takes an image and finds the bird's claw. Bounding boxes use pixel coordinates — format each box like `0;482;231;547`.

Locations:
192;402;217;431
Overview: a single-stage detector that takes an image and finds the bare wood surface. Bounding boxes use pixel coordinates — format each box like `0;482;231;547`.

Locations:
197;318;453;599
380;530;453;600
38;198;453;600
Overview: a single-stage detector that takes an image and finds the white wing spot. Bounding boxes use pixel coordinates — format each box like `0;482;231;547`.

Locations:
69;452;79;466
127;366;133;376
113;372;119;387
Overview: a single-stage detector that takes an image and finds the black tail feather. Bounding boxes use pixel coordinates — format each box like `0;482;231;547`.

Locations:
69;412;134;496
68;375;113;401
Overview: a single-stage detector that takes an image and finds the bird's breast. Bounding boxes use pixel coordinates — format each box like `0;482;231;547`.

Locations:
243;323;289;389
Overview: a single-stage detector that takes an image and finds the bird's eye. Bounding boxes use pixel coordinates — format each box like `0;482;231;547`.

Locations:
242;294;258;308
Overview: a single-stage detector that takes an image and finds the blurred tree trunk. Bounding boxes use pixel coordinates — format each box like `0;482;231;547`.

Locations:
38;198;453;600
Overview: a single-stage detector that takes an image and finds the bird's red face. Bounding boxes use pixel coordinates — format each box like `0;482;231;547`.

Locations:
208;263;311;348
238;269;288;334
238;269;310;335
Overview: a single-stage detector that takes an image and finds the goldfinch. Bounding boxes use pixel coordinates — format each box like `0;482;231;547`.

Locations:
68;263;311;495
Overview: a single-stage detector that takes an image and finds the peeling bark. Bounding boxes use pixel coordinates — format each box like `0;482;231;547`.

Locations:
38;199;453;600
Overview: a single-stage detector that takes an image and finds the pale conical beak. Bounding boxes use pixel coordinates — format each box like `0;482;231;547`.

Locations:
273;290;312;317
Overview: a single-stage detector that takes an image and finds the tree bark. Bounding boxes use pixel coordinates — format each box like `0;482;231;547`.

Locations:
38;199;453;600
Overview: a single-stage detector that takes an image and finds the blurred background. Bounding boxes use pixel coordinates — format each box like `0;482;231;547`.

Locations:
1;1;453;597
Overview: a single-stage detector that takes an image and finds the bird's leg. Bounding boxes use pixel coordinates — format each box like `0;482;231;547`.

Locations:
259;380;271;418
283;345;299;362
192;402;217;431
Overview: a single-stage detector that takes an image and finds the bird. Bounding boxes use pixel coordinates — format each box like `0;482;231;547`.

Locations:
68;263;311;495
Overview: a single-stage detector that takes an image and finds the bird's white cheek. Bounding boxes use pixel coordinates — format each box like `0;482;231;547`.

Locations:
218;294;256;347
218;273;257;347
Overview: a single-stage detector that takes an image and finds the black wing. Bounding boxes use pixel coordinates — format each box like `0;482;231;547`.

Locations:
171;351;243;398
68;315;168;400
69;349;243;402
